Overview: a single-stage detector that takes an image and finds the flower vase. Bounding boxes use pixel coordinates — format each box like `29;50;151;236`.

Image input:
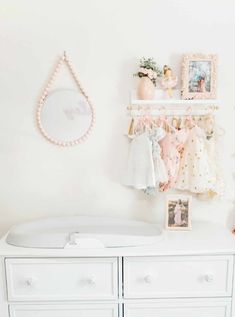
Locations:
137;77;155;100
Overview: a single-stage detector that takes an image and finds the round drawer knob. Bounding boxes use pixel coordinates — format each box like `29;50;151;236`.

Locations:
86;276;96;285
25;277;36;287
204;273;214;283
144;275;153;284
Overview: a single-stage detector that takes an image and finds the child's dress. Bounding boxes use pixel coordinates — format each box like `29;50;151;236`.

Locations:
203;126;225;197
160;129;188;191
175;126;217;194
125;132;155;190
125;127;168;193
149;127;168;186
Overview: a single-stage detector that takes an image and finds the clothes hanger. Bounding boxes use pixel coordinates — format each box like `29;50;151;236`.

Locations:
160;115;175;133
182;107;197;129
128;118;135;136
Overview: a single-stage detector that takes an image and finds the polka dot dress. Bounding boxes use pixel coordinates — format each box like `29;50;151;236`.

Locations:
174;126;218;194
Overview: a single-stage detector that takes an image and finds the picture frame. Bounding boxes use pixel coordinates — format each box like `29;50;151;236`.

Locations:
165;195;192;231
181;53;217;99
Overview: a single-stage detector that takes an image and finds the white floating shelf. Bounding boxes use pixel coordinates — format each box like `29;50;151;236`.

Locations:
130;89;220;106
131;99;220;105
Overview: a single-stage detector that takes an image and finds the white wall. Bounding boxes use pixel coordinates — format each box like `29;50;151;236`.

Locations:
0;0;235;235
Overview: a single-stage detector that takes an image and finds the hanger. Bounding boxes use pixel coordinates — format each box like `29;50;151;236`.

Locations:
128;118;135;136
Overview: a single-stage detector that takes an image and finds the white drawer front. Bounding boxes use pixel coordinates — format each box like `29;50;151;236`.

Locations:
6;258;118;301
124;256;233;298
125;299;231;317
10;304;118;317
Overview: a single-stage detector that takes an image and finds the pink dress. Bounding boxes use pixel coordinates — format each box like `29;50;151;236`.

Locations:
160;77;178;89
160;129;188;191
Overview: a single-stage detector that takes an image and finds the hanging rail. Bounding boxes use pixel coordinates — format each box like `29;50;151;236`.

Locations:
127;104;219;116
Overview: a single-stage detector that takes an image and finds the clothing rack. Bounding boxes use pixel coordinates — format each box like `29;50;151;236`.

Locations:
125;91;223;198
128;89;220;116
127;104;219;117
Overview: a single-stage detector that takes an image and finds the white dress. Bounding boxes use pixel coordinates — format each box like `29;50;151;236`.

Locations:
149;127;168;185
125;132;155;189
174;203;182;226
204;127;225;196
175;126;217;194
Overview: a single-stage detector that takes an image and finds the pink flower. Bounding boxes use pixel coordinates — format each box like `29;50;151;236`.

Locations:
142;68;148;74
147;69;153;79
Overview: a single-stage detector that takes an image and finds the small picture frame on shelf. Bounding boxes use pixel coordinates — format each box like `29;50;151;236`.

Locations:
181;53;217;100
165;195;192;231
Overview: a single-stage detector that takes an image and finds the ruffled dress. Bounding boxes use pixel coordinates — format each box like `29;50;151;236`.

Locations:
175;126;220;194
125;132;155;189
125;128;168;193
160;129;188;191
149;127;168;186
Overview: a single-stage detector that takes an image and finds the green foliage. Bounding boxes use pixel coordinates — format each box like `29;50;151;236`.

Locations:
134;57;162;86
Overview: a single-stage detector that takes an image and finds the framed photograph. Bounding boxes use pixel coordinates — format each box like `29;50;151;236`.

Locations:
181;53;217;99
165;195;192;230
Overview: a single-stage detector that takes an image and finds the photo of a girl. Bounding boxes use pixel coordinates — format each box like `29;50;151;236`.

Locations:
166;195;192;230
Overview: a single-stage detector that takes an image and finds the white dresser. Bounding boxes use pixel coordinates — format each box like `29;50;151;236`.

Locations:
0;223;234;317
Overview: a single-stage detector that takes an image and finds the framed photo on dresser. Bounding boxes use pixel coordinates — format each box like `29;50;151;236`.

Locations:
165;195;192;231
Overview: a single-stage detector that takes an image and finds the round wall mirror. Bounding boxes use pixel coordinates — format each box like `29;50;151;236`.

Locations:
37;89;95;146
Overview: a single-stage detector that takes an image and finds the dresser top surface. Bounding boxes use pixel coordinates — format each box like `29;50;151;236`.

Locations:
0;222;234;257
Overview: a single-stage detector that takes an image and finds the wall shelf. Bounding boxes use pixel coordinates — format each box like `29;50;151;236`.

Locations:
128;89;220;116
130;89;220;106
131;98;220;106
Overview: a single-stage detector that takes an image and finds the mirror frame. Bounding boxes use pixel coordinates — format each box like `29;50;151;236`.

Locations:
36;53;95;147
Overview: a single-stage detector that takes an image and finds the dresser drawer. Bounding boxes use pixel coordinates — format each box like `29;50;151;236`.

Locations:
124;299;231;317
9;303;118;317
6;258;118;301
124;255;233;298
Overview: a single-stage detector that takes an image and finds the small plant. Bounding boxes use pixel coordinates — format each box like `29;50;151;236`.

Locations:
134;57;162;86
